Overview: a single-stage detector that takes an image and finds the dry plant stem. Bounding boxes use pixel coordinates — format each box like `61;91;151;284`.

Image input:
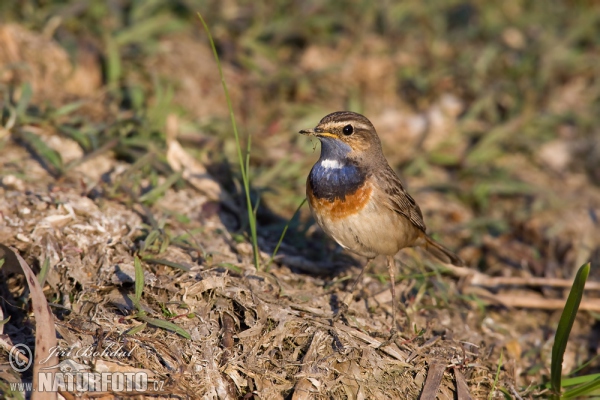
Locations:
3;245;59;400
445;264;600;311
421;361;445;399
332;258;373;324
444;264;600;291
330;322;409;361
454;368;473;400
493;294;600;311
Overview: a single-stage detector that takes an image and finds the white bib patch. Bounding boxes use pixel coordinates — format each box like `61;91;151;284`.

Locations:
320;159;343;169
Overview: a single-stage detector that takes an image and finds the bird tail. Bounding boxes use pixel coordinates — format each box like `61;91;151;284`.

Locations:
423;235;463;266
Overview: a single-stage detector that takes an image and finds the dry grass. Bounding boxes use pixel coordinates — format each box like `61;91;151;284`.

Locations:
1;1;600;398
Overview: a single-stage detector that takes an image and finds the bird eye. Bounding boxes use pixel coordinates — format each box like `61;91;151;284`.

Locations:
342;125;353;135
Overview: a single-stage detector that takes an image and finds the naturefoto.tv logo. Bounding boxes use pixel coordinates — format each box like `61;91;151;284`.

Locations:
8;343;165;393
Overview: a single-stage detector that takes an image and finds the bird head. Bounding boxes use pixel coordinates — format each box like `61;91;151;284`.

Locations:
299;111;383;161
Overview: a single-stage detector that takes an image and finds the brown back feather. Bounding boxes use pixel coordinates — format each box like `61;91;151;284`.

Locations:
376;165;427;232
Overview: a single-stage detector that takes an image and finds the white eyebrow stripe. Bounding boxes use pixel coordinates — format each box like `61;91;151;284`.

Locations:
353;122;372;131
321;122;372;131
321;159;343;169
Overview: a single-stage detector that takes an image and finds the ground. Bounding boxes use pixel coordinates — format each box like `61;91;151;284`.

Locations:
1;1;600;399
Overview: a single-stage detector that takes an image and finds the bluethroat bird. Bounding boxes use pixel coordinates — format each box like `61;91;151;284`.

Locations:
300;111;463;334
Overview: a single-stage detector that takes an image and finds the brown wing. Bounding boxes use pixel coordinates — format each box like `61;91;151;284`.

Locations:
377;165;427;233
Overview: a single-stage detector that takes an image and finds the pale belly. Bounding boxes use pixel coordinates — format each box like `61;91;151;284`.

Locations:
308;185;420;258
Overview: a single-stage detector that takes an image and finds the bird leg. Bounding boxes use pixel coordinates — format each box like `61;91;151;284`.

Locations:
387;255;398;337
377;256;399;348
332;258;372;324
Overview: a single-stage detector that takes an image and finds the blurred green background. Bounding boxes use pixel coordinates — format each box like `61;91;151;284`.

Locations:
2;1;600;394
1;0;599;270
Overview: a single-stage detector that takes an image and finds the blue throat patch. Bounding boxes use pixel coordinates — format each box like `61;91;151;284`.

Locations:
308;138;366;201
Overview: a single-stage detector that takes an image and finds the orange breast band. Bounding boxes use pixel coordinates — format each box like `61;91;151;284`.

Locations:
308;182;373;220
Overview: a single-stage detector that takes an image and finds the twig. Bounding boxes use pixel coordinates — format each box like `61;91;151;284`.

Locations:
332;322;410;362
492;294;600;311
442;264;600;291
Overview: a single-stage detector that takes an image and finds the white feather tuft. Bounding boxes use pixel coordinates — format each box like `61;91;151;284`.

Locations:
320;159;343;169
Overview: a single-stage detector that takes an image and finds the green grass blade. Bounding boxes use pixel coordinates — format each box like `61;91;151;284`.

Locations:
37;257;50;286
128;294;142;312
141;229;160;253
563;372;600;387
544;373;600;389
567;355;600;378
58;125;92;151
19;130;63;176
252;196;260;219
138;171;182;203
489;350;502;400
147;78;174;130
115;15;183;46
134;256;144;301
143;257;191;272
266;198;307;271
136;314;191;339
125;322;147;336
104;33;122;87
551;262;590;395
15;82;32;118
53;101;85;117
563;376;600;398
217;262;243;275
197;12;260;270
